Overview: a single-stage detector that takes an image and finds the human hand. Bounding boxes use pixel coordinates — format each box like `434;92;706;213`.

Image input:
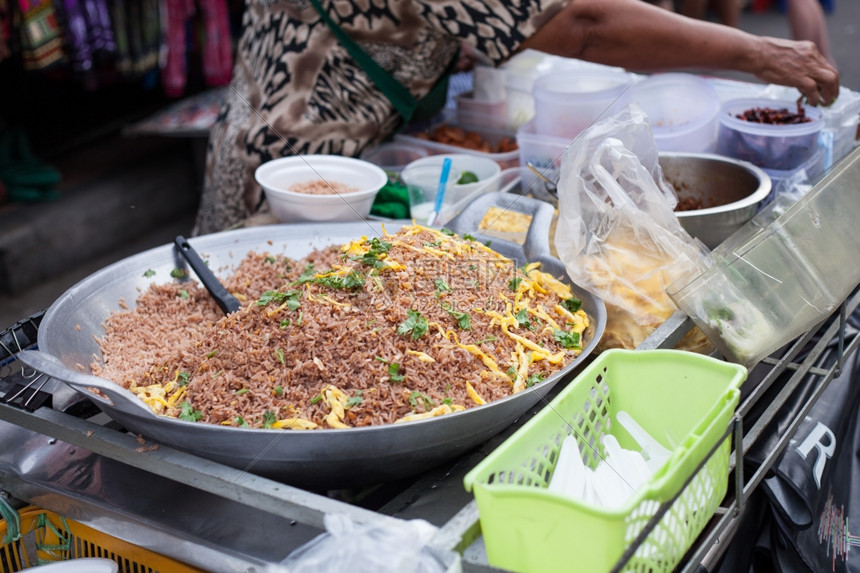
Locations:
751;36;839;106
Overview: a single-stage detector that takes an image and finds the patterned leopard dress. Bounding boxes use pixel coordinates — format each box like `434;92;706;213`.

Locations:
193;0;565;235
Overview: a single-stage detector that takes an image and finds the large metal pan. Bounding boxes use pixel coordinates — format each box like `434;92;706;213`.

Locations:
18;193;606;490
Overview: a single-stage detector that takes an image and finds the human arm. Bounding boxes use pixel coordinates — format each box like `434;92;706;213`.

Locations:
519;0;839;106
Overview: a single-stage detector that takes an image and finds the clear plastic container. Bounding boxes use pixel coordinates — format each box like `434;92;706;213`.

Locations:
715;98;824;170
359;142;428;175
395;110;519;169
669;146;860;368
515;118;571;174
456;91;507;130
532;70;634;139
616;73;720;153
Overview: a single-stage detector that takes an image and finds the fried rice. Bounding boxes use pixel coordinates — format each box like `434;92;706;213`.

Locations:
92;224;590;430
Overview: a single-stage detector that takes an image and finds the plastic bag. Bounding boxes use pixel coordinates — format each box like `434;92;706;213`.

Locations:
554;105;712;351
281;513;460;573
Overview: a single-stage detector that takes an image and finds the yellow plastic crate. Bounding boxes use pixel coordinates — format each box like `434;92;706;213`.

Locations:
0;504;205;572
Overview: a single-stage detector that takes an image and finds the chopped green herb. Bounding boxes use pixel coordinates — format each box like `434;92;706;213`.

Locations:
177;371;190;386
212;369;223;378
294;263;317;284
553;328;582;349
310;394;323;405
274;347;285;365
262;410;277;428
274;385;284;397
346;391;363;408
256;289;302;311
441;228;455;236
434;278;451;293
397;309;429;340
562;297;583;313
527;372;547;387
205;350;218;358
179;401;203;422
178;289;190;300
296;311;303;326
359;238;393;268
234;416;249;427
143;269;156;278
235;388;249;395
309;270;365;290
423;241;442;248
409;391;435;410
280;319;291;328
441;301;471;330
264;256;277;264
514;308;532;330
374;356;389;363
475;336;498;345
170;268;189;279
388;362;405;382
506;365;518;381
484;240;492;247
508;277;522;291
463;234;476;241
442;397;453;405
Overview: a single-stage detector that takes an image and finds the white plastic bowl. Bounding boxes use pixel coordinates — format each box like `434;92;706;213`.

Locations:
255;155;388;223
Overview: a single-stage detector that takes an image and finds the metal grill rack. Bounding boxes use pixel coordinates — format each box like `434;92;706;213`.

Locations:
0;284;857;571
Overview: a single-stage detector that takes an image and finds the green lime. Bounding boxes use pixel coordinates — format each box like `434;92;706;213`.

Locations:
457;171;479;185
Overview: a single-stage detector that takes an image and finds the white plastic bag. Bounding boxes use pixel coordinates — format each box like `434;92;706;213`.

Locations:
554;105;712;351
281;513;460;573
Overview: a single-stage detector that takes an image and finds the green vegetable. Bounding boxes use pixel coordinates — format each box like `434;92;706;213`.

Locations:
553;328;582;349
388;362;405;382
143;269;156;278
346;391;363;408
308;270;365;290
397;309;429;340
256;289;302;310
262;410;277;428
170;268;189;279
274;348;285;365
457;171;479;185
441;301;471;330
179;401;203;422
177;371;190;386
562;297;583;313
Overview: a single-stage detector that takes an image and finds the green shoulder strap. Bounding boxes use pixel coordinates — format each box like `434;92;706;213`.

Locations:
307;0;456;125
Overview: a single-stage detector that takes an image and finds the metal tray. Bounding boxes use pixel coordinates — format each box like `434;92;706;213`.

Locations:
17;193;606;490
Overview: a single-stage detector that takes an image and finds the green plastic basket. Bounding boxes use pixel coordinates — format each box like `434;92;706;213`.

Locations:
463;349;746;573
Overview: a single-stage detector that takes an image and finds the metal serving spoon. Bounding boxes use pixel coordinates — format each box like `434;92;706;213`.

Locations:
174;235;242;314
525;161;559;204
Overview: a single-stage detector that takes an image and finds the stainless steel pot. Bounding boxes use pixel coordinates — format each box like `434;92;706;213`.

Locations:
663;152;772;249
18;193;606;490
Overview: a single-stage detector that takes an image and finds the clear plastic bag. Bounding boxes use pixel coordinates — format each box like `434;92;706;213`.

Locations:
281;513;461;573
554;105;712;351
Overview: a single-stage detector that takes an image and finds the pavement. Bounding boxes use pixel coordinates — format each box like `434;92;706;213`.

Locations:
0;1;858;330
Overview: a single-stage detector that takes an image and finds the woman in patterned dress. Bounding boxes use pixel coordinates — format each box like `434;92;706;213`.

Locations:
193;0;839;235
